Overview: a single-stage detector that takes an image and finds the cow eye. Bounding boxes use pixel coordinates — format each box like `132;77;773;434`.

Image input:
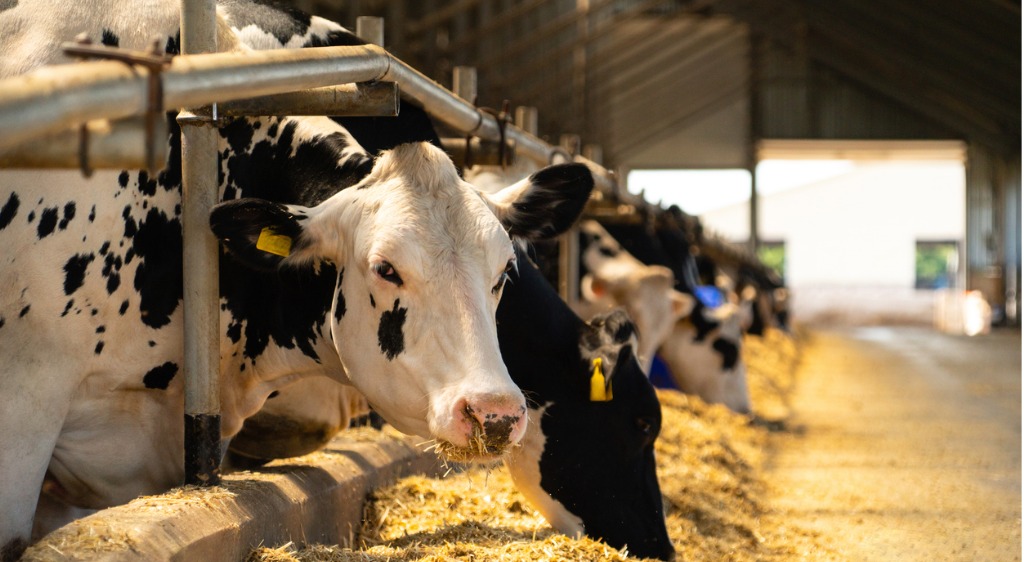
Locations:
493;259;516;296
373;261;403;286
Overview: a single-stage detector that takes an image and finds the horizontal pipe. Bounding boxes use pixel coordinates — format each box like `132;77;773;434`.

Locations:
0;117;168;170
440;137;516;168
0;44;390;151
218;81;398;117
0;43;617;193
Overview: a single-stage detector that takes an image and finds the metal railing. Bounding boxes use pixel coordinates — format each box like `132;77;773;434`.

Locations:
0;11;632;485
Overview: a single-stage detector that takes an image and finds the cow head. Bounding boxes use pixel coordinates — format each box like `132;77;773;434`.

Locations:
505;309;675;560
579;220;693;372
211;142;593;460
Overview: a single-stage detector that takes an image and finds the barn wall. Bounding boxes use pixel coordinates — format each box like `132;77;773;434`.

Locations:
966;145;1023;325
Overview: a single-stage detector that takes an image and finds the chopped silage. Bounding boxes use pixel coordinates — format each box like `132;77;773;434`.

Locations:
249;328;840;562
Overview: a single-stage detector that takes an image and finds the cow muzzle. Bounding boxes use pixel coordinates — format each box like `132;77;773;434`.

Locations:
432;393;528;462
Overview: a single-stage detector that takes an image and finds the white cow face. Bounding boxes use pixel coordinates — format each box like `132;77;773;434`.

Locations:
578;220;693;372
212;142;594;460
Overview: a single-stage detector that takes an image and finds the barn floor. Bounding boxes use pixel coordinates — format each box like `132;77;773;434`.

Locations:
764;326;1022;561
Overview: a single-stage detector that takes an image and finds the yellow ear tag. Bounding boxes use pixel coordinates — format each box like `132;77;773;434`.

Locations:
589;357;613;402
256;227;292;257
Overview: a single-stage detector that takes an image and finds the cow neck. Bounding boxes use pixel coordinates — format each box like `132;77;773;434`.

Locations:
496;247;586;406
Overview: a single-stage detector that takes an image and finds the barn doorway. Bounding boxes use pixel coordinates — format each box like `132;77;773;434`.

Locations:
626;140;969;328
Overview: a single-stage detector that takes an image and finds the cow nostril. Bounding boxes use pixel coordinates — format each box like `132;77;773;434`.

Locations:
461;401;523;454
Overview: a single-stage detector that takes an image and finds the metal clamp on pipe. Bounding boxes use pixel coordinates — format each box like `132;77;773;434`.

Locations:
440;137;517;168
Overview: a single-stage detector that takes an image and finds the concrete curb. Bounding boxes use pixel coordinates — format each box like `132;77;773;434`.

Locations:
23;431;442;562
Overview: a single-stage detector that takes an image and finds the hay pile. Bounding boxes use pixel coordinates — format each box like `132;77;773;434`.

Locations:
249;328;835;562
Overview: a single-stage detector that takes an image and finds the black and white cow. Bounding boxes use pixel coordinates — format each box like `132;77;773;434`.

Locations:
0;1;594;556
227;246;677;561
576;219;694;373
597;209;754;414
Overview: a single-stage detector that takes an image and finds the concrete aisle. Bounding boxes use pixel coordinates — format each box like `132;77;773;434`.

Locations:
765;326;1022;561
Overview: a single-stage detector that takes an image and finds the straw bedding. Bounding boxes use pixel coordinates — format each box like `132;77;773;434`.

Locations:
248;328;837;562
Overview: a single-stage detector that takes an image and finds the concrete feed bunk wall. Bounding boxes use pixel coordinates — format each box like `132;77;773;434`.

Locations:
22;430;441;562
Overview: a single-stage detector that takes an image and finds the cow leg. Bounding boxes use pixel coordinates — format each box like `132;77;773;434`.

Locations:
0;370;71;560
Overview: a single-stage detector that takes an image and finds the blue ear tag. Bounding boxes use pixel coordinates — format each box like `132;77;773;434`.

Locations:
589;357;613;402
694;285;724;309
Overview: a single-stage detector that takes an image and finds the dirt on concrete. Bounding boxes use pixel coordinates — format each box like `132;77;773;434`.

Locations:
764;326;1022;562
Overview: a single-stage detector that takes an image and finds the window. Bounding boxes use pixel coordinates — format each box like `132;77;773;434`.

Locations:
915;241;958;289
758;240;786;283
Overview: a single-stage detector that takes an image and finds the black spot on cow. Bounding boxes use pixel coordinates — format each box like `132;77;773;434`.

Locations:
712;337;740;370
122;206;137;238
0;192;19;230
61;299;74;317
63;253;94;295
124;248;135;265
100;28;119;47
18;305;29;318
0;316;5;330
58;202;76;230
118;171;129;188
137;171;157;197
96;325;106;333
333;269;346;322
165;32;180;55
26;210;35;223
94;341;104;355
377;299;407;360
148;340;156;347
131;208;182;328
226;318;242;343
222;121;370;207
99;241;110;255
142;362;178;390
119;300;129;315
90;308;98;316
369;293;375;309
88;205;96;222
102;253;123;294
37;207;58;238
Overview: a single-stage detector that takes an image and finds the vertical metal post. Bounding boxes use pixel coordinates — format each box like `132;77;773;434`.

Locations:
179;0;221;486
453;66;478;104
515;106;538;135
558;133;580;307
356;16;385;47
747;31;761;254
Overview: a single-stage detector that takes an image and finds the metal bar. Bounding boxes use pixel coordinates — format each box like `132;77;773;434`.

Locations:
0;41;618;192
356;16;385;47
180;0;221;487
217;82;398;117
440;137;516;168
0;44;391;151
0;117;168;170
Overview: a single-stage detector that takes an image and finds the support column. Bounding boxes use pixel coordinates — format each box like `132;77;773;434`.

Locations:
179;0;221;486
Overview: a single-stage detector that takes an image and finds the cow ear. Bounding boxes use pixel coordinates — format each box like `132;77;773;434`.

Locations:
671;290;695;319
210;198;315;271
483;163;594;241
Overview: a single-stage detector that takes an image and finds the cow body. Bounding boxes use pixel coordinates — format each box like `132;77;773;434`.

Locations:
597;213;753;414
0;2;595;555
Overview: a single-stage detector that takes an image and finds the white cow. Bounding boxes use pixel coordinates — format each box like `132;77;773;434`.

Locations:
0;2;595;555
576;219;694;373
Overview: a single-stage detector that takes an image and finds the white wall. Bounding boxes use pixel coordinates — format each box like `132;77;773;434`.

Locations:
700;160;966;324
